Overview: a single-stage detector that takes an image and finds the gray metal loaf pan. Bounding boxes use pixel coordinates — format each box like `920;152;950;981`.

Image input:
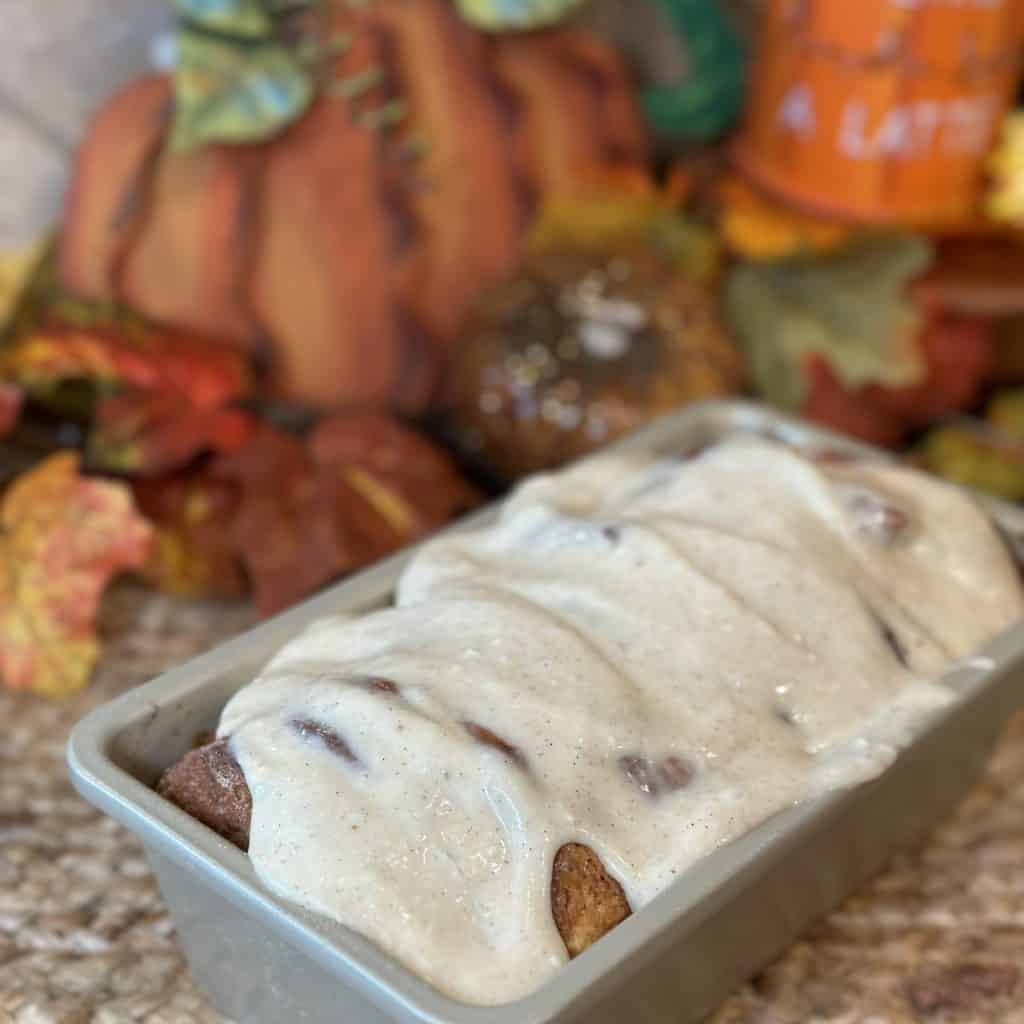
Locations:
67;401;1024;1024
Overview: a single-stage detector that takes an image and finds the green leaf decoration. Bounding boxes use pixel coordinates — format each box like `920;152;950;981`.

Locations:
641;0;747;144
174;0;275;39
455;0;587;31
171;29;315;151
725;236;933;410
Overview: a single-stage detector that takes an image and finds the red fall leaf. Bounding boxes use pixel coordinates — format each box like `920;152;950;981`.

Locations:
0;384;23;439
133;469;248;600
1;325;249;404
0;325;254;474
91;390;257;476
802;310;996;448
214;413;480;616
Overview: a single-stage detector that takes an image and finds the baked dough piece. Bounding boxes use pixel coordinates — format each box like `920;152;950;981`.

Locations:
157;740;251;853
157;740;632;956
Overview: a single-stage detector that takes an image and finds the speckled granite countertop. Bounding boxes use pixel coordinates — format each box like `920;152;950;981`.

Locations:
0;587;252;1024
2;584;1024;1024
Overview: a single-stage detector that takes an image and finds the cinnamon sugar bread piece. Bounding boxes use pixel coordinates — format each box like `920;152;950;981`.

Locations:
157;740;631;956
157;740;251;853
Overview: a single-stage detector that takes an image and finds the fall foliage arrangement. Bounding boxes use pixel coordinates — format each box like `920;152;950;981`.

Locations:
6;0;1024;697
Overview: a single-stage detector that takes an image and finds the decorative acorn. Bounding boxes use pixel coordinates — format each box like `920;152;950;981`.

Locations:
445;241;743;479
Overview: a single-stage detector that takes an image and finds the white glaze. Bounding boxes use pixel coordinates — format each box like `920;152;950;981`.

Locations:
220;439;1024;1006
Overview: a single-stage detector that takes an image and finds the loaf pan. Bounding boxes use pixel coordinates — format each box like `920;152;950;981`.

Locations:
67;400;1024;1024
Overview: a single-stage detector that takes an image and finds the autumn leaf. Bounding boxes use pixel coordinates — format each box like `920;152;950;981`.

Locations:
171;29;315;151
800;355;906;449
175;0;276;38
170;1;330;150
718;177;853;261
3;240;150;348
0;385;23;439
310;412;480;531
213;424;356;615
455;0;585;30
985;111;1024;227
992;314;1024;384
0;326;249;408
214;414;479;616
123;412;478;610
796;307;994;448
134;470;248;599
0;325;253;474
917;387;1024;500
857;311;995;428
0;243;45;334
722;235;1000;447
89;390;257;476
912;235;1024;318
0;454;153;697
920;416;1024;502
987;389;1024;438
725;235;932;411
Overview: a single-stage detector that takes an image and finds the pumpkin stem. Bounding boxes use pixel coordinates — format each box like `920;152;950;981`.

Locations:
357;99;408;131
330;66;386;99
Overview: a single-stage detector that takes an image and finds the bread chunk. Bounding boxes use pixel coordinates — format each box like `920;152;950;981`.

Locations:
157;739;252;852
550;842;632;956
156;747;631;954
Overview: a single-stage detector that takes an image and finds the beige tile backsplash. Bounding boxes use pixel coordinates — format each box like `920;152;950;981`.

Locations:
0;0;172;247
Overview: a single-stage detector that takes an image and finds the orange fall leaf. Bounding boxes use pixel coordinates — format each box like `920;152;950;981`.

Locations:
0;453;153;697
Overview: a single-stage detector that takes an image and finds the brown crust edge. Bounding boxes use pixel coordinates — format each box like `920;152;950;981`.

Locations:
156;742;631;955
551;841;632;957
156;740;252;853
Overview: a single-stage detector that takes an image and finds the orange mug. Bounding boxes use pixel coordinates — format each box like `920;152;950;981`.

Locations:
734;0;1024;226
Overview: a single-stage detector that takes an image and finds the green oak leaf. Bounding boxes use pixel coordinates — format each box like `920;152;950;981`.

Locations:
171;29;315;150
455;0;587;31
725;236;933;410
174;0;276;39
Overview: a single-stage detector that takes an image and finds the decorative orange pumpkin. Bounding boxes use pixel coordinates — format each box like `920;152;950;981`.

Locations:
733;0;1024;227
58;0;647;411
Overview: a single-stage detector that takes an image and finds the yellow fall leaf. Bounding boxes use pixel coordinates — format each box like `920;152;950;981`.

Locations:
986;111;1024;226
0;243;43;328
0;453;153;697
719;178;853;260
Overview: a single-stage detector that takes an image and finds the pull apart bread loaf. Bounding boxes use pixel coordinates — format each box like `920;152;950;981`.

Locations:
158;437;1024;1005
